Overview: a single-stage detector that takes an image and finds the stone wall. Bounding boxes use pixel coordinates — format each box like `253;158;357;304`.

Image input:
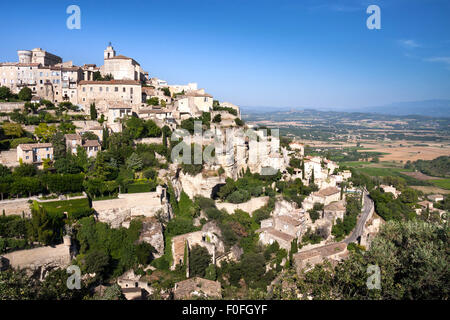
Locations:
216;196;269;215
93;190;171;228
0;149;18;167
2;242;72;279
0;198;32;217
0;102;24;112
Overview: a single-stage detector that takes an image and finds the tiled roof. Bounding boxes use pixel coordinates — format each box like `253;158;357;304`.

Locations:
276;215;302;226
18;143;52;151
324;201;346;212
82;140;100;147
64;134;81;140
314;187;340;197
78;80;140;85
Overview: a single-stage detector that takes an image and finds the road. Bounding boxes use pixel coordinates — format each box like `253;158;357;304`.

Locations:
343;190;374;244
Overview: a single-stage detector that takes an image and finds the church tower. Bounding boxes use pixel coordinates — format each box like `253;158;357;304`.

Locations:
104;42;116;60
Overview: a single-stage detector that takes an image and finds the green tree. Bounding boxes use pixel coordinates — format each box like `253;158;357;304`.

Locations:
84;250;110;279
34;123;57;142
126;152;143;172
189;245;212;277
18;87;32;101
0;86;12;100
90;103;98;120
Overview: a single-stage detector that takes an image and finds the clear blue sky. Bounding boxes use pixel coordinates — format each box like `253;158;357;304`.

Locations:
1;0;449;108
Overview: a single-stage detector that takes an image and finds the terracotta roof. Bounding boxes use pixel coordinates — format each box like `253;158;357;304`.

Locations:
138;109;168;114
17;63;41;67
314;187;340;197
276;215;302;226
82;140;100;147
18;143;52;151
294;242;347;261
257;227;295;242
108;102;132;109
64;134;81;140
324;201;346;212
180;91;213;98
106;55;141;66
78;80;140;85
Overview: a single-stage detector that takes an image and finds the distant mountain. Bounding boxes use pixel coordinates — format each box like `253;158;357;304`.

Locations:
240;106;293;114
241;99;450;118
357;99;450;118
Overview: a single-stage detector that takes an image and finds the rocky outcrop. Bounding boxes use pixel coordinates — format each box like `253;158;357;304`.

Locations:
138;217;165;258
177;171;225;199
273;199;298;216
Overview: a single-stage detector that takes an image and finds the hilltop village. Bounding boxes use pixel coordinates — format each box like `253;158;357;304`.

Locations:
0;45;436;300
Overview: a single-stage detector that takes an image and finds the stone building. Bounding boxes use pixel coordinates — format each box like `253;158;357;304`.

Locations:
100;44;146;82
170;221;224;273
17;143;53;164
64;133;101;157
293;242;347;274
323;200;346;224
77;80;142;111
17;48;62;66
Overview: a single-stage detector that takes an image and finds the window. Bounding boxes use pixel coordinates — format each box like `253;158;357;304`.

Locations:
115;87;118;92
123;87;126;92
90;87;93;92
99;87;103;92
82;87;86;92
106;87;109;92
130;88;133;94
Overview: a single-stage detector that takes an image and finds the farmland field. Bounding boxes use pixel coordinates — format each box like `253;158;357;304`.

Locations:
430;179;450;190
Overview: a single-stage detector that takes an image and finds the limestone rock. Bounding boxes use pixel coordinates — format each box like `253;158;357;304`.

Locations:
139;217;165;258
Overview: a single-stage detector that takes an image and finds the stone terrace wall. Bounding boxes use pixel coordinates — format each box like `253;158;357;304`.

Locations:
216;196;269;215
0;198;32;217
0;102;24;112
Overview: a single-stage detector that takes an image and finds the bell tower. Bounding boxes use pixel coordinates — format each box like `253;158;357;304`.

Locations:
104;42;116;60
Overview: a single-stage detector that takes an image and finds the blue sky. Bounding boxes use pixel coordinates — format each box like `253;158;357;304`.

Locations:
1;0;449;109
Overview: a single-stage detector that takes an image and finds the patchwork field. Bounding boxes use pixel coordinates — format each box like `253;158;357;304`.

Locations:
358;142;450;162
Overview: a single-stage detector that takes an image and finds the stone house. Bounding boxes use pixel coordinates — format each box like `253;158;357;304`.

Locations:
293;242;347;274
310;187;341;206
380;185;401;198
64;133;101;157
107;102;133;124
257;227;295;251
17;143;53;164
174;277;222;300
418;200;434;211
170;221;224;273
428;194;444;202
323;200;346;224
78;80;141;111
